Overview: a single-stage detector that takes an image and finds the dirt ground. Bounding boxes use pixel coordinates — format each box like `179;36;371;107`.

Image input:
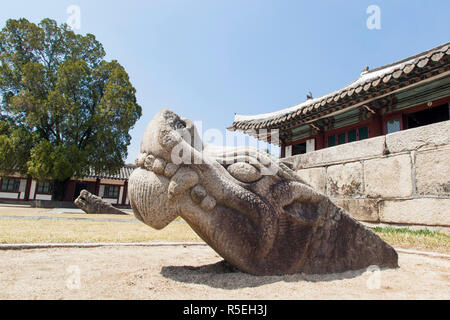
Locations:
0;245;449;300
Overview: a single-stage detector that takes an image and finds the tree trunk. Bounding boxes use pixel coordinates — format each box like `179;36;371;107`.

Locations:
53;178;70;201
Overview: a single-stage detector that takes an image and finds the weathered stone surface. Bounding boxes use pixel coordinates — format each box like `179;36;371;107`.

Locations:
289;136;386;169
364;154;413;198
327;162;363;198
295;167;326;194
144;154;155;170
227;162;262;183
332;198;380;222
200;195;216;212
152;157;167;175
128;109;398;275
386;120;450;154
380;199;450;226
164;163;179;178
415;148;450;196
74;190;127;215
191;184;207;203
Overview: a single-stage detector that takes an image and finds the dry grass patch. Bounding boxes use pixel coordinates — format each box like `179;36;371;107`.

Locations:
0;208;134;220
0;219;202;243
0;206;448;254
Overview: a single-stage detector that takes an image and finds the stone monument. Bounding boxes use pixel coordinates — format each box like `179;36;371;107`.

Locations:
128;109;398;275
74;189;127;215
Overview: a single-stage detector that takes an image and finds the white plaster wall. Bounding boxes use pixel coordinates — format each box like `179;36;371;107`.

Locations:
98;185;105;197
285;145;292;157
103;198;118;204
18;179;27;200
0;192;19;199
118;186;124;204
306;139;315;153
29;180;37;200
35;194;52;201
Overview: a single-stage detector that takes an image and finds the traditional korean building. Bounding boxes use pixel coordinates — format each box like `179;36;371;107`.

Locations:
229;42;450;158
0;164;135;206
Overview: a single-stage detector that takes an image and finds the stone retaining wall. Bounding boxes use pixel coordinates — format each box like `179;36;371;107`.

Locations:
284;120;450;228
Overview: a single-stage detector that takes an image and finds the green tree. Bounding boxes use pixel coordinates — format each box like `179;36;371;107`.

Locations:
0;18;141;200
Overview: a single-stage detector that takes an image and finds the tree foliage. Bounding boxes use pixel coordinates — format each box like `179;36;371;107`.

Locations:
0;18;141;199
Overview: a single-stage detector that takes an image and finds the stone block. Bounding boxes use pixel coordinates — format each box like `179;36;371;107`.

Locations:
295;167;327;193
386;120;450;154
415;147;450;196
289;149;324;170
364;154;413;198
290;136;386;169
332;198;379;222
380;198;450;226
326;162;363;197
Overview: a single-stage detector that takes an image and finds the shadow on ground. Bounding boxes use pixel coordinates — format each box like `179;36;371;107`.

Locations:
160;260;371;289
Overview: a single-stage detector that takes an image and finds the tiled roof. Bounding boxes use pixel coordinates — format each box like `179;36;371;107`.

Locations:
1;165;137;181
84;164;136;180
229;42;450;139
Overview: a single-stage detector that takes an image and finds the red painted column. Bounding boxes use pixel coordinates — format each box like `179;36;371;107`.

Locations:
122;181;128;206
370;116;383;138
280;142;286;158
95;178;100;196
24;176;32;201
315;133;324;151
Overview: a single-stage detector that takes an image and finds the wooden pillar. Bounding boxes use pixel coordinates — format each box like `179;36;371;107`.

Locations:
315;133;324;150
122;180;128;206
370;115;383;138
24;176;32;201
95;178;100;196
64;180;75;202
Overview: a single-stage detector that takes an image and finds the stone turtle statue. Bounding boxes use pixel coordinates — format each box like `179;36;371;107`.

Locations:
128;109;398;275
74;189;127;215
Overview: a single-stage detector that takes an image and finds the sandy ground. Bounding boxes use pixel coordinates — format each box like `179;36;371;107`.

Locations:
0;245;449;300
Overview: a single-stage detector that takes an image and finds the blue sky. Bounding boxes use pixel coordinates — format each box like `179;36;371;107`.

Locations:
1;0;449;163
